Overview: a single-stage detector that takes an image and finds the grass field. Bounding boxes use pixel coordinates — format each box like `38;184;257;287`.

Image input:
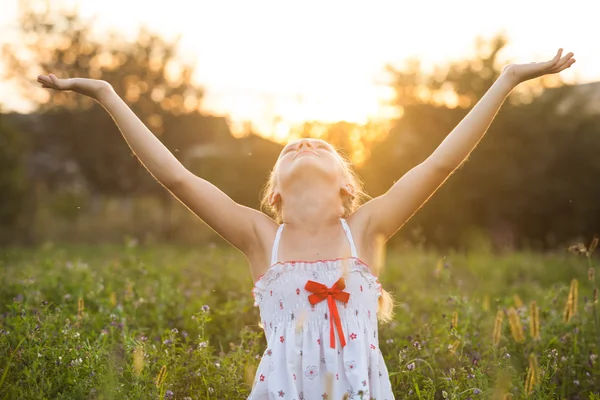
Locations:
1;241;599;399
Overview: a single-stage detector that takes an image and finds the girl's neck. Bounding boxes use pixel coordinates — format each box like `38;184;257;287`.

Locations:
280;180;343;234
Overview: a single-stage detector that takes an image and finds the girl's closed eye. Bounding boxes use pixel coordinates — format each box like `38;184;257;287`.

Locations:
282;145;296;155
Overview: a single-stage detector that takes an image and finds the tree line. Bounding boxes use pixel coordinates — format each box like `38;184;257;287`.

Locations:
1;1;598;249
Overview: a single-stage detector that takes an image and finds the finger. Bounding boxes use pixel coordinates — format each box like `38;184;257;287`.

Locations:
554;58;576;73
548;58;575;74
545;48;563;68
37;75;50;84
553;52;574;70
548;47;562;65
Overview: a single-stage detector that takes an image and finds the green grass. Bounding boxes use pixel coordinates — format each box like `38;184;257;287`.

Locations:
1;241;599;399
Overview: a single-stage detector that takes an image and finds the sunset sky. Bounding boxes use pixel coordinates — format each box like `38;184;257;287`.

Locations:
1;0;598;140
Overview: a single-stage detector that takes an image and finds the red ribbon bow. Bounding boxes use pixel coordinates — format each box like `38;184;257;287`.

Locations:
305;277;350;349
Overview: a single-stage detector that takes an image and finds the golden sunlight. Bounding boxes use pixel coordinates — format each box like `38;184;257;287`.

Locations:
0;0;595;156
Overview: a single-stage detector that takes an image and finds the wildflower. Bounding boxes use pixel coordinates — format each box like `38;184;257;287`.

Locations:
492;309;503;345
182;331;188;339
73;358;83;366
573;380;579;386
171;328;178;334
473;388;481;395
507;308;525;343
140;335;148;342
214;362;220;368
406;362;415;371
503;353;511;359
513;294;524;309
564;279;579;323
163;339;172;345
413;341;421;350
524;353;539;395
529;301;540;340
442;390;448;399
165;390;174;398
77;298;85;319
202;305;210;312
386;339;394;344
133;345;144;376
155;365;167;388
38;353;42;358
590;236;599;255
448;340;460;355
198;341;208;349
208;387;214;393
73;332;80;339
568;243;587;255
482;295;490;311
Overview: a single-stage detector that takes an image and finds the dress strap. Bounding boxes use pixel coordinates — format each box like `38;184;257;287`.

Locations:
340;218;358;258
270;223;285;266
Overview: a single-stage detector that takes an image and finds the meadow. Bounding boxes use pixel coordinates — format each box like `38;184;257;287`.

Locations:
1;239;599;399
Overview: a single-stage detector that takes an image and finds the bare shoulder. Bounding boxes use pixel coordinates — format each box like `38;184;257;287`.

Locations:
345;208;381;273
246;212;280;283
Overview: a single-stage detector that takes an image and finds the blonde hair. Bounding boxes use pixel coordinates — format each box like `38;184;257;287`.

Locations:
259;140;395;323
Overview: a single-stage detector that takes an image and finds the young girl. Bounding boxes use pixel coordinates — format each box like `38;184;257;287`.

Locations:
38;48;574;399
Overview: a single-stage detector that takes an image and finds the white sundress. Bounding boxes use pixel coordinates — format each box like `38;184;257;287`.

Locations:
249;218;395;400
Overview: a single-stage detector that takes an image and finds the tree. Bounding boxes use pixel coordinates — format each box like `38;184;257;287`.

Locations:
2;0;205;196
0;111;29;244
363;34;597;250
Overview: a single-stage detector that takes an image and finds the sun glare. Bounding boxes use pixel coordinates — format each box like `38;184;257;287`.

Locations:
0;0;595;148
273;121;291;142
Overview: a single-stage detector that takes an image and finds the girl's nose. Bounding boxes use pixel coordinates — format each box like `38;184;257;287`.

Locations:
298;140;313;149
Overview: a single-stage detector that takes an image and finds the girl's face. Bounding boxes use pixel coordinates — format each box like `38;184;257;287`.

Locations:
270;138;354;206
276;138;341;182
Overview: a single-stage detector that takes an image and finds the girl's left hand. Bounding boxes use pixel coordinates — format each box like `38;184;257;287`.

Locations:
502;48;575;87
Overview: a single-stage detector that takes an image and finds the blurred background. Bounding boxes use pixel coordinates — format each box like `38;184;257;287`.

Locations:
1;0;599;250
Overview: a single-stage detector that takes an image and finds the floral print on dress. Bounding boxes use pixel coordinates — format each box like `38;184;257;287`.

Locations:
344;361;356;372
305;366;319;379
247;221;394;400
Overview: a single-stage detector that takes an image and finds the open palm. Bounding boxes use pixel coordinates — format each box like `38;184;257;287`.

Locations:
36;74;113;101
503;48;575;85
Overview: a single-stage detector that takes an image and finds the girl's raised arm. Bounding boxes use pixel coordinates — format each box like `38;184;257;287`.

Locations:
355;49;575;241
37;74;274;255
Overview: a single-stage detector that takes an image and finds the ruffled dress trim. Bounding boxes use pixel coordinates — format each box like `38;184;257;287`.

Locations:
251;257;382;307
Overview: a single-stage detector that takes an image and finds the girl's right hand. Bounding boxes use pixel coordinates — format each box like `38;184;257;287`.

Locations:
37;74;115;102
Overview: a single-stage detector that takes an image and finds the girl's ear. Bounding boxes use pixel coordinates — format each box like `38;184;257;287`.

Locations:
341;183;356;199
268;191;281;206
